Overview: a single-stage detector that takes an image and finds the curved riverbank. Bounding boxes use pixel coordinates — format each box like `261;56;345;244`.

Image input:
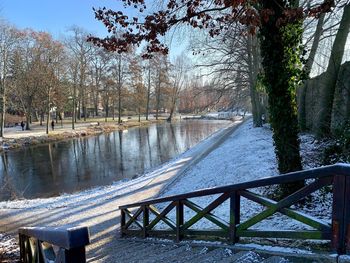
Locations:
0;119;165;152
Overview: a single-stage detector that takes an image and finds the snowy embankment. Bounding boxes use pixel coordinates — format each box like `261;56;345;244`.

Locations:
156;119;331;232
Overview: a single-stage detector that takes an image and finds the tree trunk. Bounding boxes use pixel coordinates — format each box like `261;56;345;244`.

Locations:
156;70;161;120
46;92;50;134
316;4;350;137
247;34;263;127
77;99;81;120
112;98;115;121
25;103;32;130
146;64;151;121
118;86;122;124
105;98;109;122
138;108;141;122
117;55;122;124
0;78;6;138
259;0;303;195
94;90;99;117
40;112;44;126
298;12;325;131
167;108;174;122
82;91;87;121
72;84;76;129
346;91;350;123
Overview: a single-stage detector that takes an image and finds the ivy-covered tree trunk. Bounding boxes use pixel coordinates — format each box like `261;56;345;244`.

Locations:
259;0;303;195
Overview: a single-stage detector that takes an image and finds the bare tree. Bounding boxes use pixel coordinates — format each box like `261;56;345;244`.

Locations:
0;21;21;137
317;3;350;136
167;54;188;122
65;26;92;121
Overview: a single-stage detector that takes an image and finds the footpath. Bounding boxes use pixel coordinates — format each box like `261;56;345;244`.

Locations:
0;118;163;151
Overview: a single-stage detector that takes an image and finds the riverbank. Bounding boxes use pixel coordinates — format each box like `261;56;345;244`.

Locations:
0;119;244;262
0;119;166;152
0;118;333;261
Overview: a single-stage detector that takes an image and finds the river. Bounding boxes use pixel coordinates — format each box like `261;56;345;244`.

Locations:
0;120;231;201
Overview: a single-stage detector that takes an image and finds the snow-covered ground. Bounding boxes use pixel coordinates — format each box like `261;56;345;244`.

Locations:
163;119;278;194
0;118;334;258
154;120;332;232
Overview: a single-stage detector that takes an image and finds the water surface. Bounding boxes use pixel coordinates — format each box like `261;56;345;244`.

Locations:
0;120;230;201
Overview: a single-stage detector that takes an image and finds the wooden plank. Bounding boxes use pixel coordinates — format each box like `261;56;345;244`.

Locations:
147;230;177;237
241;190;331;231
182;193;229;230
229;191;240;243
148;203;176;230
237;207;275;232
345;176;350;253
332;175;346;254
272;177;333;210
183;200;229;231
238;177;332;231
120;209;126;237
119;164;347;209
239;230;332;240
183;229;228;237
143;205;149;238
282;208;331;232
18;226;90;251
124;208;143;229
176;200;184;242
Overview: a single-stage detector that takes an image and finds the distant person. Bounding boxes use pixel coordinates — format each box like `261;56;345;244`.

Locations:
51;120;55;131
20;121;25;131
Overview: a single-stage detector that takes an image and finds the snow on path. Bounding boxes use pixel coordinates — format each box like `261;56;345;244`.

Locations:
162;119;278;196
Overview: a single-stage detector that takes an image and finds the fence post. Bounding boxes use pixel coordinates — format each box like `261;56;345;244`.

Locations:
120;209;126;237
344;176;350;253
229;191;240;244
143;205;149;238
332;175;346;254
176;200;184;242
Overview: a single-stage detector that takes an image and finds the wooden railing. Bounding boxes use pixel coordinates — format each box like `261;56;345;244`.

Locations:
18;226;90;263
120;164;350;254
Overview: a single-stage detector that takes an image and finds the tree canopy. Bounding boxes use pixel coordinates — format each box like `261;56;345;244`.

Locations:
88;0;334;56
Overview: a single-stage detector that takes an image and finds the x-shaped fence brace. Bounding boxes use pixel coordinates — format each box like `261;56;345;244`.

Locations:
120;164;350;254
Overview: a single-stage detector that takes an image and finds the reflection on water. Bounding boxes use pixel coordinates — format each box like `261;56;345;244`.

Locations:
0;120;230;201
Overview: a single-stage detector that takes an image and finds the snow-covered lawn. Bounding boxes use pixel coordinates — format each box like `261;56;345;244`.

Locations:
153;119;332;232
163;119;278;194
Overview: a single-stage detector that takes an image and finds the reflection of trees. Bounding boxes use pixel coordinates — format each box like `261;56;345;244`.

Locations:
138;128;145;171
0;153;19;200
145;128;153;167
156;125;165;163
48;143;56;181
0;121;228;201
72;140;81;182
118;131;124;177
169;123;179;154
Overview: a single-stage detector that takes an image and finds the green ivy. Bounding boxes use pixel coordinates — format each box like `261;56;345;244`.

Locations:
323;122;350;164
259;0;305;197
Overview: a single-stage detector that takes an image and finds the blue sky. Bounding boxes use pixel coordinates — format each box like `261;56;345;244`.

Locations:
0;0;188;58
0;0;131;38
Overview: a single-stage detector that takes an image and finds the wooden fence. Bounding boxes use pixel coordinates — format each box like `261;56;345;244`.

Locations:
120;164;350;254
